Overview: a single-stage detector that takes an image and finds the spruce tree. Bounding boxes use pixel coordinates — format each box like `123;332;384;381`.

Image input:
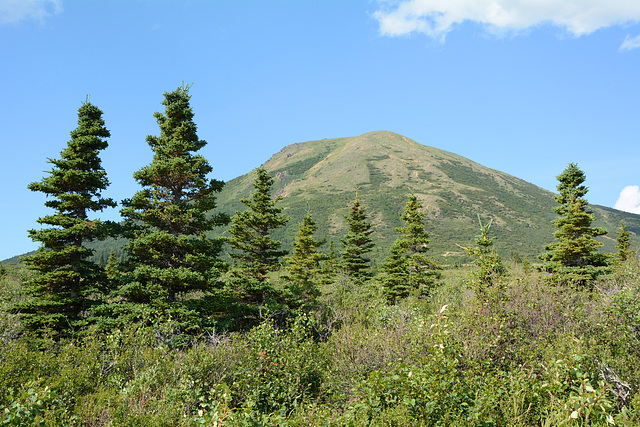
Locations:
105;250;118;279
615;221;632;263
319;240;339;286
15;100;116;338
327;240;338;264
379;194;440;302
540;163;608;286
340;191;374;282
226;167;289;310
115;85;228;331
283;211;325;308
379;241;409;301
466;216;506;300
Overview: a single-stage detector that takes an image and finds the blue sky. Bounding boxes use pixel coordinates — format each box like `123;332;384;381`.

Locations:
1;0;640;261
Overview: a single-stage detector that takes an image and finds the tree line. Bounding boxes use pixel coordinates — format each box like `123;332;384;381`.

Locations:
11;85;633;340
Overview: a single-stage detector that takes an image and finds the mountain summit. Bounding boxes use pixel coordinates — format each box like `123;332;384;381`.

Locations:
216;131;640;263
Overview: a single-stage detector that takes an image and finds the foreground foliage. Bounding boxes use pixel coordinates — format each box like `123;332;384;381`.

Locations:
3;257;640;426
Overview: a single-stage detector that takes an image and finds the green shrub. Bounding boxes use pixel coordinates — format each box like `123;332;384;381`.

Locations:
2;385;59;426
226;314;326;415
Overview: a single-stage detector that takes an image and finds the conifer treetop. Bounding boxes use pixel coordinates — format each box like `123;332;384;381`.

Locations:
397;193;430;253
122;85;225;236
29;101;115;218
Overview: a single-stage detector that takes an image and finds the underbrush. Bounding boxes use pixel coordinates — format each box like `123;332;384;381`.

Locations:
2;258;640;425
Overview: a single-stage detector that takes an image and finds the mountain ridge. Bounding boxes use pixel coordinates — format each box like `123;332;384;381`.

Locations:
4;131;639;265
214;130;640;264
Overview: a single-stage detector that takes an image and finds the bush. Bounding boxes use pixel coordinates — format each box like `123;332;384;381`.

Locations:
223;314;326;415
2;258;640;425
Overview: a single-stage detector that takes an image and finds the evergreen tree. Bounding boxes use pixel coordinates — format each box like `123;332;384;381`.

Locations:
226;167;289;309
615;221;632;263
340;191;374;282
379;194;440;302
105;250;118;280
319;240;339;286
115;85;228;331
540;163;608;286
15;100;116;338
379;241;409;301
327;240;338;263
466;216;506;300
283;211;325;308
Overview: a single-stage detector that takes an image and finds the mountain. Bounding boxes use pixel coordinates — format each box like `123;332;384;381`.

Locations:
213;131;640;265
5;131;638;266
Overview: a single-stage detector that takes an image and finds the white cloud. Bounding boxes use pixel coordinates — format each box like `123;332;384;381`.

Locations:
0;0;63;25
614;185;640;214
620;33;640;51
374;0;640;41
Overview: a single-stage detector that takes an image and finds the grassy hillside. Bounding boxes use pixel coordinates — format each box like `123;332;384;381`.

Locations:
212;131;640;265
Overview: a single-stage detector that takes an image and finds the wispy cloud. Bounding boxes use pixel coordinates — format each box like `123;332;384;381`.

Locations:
374;0;640;42
0;0;63;25
620;34;640;51
614;185;640;214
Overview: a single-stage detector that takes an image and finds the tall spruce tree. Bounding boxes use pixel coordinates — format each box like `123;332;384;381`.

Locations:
226;167;289;310
283;211;325;308
379;194;440;302
340;191;374;282
15;100;116;338
540;163;608;286
615;221;632;263
115;85;228;331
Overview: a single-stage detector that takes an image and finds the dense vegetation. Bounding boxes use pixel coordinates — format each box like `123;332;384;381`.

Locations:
2;88;640;425
3;257;640;425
